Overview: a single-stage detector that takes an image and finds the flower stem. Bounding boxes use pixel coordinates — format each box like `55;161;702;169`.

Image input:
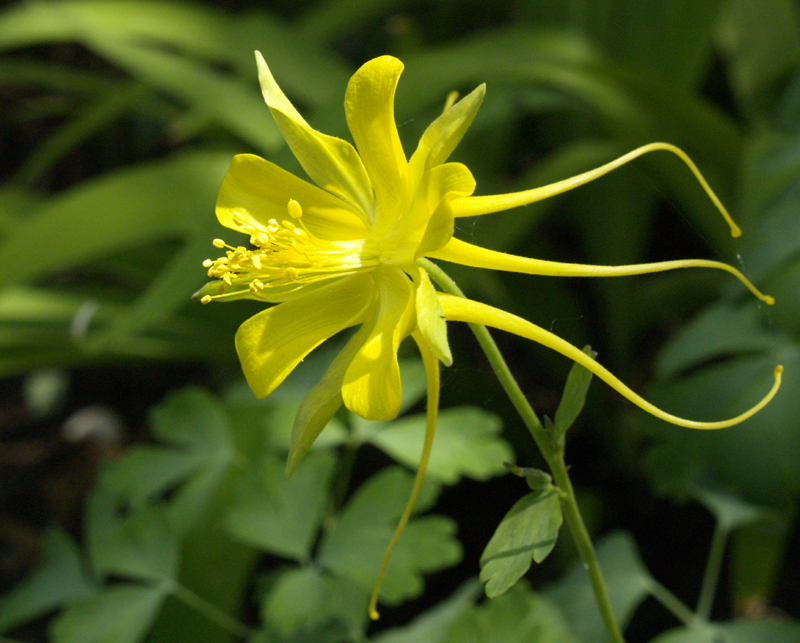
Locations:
420;258;626;643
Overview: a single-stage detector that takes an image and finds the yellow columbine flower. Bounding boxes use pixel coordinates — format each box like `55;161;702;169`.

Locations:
198;53;782;617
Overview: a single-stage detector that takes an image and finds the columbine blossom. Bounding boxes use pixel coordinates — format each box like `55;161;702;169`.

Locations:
198;53;782;616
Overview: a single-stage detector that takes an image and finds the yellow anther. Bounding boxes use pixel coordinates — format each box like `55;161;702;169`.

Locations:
251;233;269;247
202;259;213;267
213;238;226;248
223;273;233;285
287;199;303;219
284;266;299;281
249;279;265;293
200;295;212;304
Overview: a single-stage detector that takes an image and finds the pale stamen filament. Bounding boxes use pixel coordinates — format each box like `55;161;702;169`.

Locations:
200;200;378;303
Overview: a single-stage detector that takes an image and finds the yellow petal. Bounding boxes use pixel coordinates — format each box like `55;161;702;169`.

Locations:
430;237;774;305
414;267;452;366
235;274;375;398
344;56;408;228
217;154;368;241
286;322;373;477
448;142;742;238
369;329;440;620
415;162;476;256
341;267;416;420
255;51;374;218
384;162;475;259
439;294;783;429
408;83;485;185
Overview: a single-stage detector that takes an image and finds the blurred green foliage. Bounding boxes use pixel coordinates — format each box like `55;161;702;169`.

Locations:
1;0;799;641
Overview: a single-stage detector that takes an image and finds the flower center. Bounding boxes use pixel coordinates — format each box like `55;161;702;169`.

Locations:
201;200;379;303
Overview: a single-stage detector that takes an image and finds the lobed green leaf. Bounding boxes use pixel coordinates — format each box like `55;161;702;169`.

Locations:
480;489;563;598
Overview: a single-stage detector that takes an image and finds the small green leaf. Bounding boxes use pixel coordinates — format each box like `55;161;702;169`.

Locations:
361;407;512;484
50;584;167;643
0;527;94;633
445;583;577;643
553;345;595;438
318;467;460;604
505;463;554;492
224;451;336;562
480;489;563;598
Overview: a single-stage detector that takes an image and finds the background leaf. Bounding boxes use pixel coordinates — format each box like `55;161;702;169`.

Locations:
49;584;168;643
318;467;461;604
0;528;94;634
224;450;336;562
358;406;513;484
545;532;654;643
444;583;577;643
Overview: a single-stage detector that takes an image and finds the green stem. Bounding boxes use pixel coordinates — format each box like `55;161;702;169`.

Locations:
420;258;626;643
696;523;728;619
649;579;698;627
171;582;252;639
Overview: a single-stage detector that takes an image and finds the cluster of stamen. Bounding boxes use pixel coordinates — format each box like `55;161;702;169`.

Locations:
200;199;373;303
